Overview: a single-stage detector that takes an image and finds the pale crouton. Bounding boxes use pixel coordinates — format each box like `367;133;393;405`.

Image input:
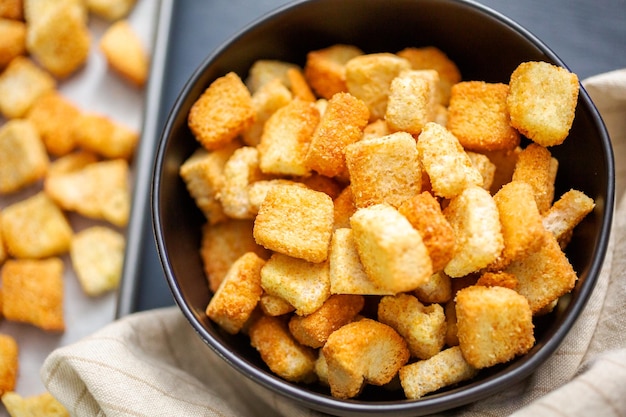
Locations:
286;67;316;102
86;0;136;20
245;59;300;94
46;150;99;177
206;252;265;334
188;72;255;151
447;81;520;152
260;253;330;316
345;53;411;120
315;350;329;386
443;186;504;277
257;99;320;176
99;19;149;87
385;69;439;134
304;44;363;99
258;293;294;317
0;0;22;19
345;131;422;208
0;119;49;194
322;318;410;399
1;391;69;417
512;143;558;213
1;258;65;331
466;151;497;191
305;92;369;178
0;56;56;119
508;61;579;146
332;186;356;230
248;315;317;383
254;184;334;263
72;113;139;160
416;123;483;199
361;119;391;141
0;19;26;69
378;294;446;360
413;271;452;304
455;285;534;368
542;189;595;248
1;192;72;258
70;226;125;297
242;78;292;147
27;91;81;156
399;346;477;399
350;204;433;293
0;334;18;395
475;271;518;290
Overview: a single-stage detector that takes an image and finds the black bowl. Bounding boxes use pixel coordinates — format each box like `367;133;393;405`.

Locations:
152;0;614;415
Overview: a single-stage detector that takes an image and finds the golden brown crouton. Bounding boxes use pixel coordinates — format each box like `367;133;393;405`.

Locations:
475;271;518;290
0;119;49;194
304;44;363;99
46;150;99;177
542;189;595;248
188;72;255;151
508;61;579;146
413;271;453;304
322;318;410;399
350;204;433;293
27;91;81;157
258;293;294;317
247;179;307;216
245;59;300;94
1;258;65;331
1;192;72;258
332;186;356;230
86;0;136;20
361;119;391;141
305;92;369;178
345;131;422;208
0;0;23;19
483;147;521;194
99;19;149;87
1;391;69;417
242;78;292;147
254;184;334;263
0;56;56;119
466;151;497;191
455;285;534;368
512;143;558;213
0;19;26;69
446;81;520;152
286;67;316;102
385;69;439;135
248;315;317;383
0;213;7;265
399;346;477;399
298;173;343;199
206;252;265;334
0;334;18;395
72;112;139;160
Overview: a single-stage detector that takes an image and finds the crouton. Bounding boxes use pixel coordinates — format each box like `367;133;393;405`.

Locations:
378;294;446;360
385;69;439;134
298;173;343;199
508;61;579;146
248;179;307;215
483;147;521;194
0;0;22;19
72;112;139;160
242;78;292;147
361;119;391;141
417;123;483;199
0;334;18;395
455;285;534;368
315;350;329;386
466;151;497;191
86;0;136;20
322;318;410;399
260;253;330;316
443;186;504;277
413;271;453;304
332;186;357;230
188;72;255;151
345;131;422;208
345;53;411;120
0;119;49;194
350;204;433;293
475;271;518;290
305;92;369;178
1;258;65;331
1;192;72;258
446;81;520;152
0;214;7;265
512;143;558;213
99;19;149;87
1;391;69;416
258;293;294;317
0;19;26;69
286;67;316;102
46;150;99;177
444;300;459;347
245;59;300;94
27;91;81;157
399;346;477;399
254;184;334;263
542;189;595;248
304;44;363;99
248;315;317;383
0;56;56;119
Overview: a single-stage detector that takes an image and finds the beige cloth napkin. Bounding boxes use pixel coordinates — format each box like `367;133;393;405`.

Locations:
41;69;626;417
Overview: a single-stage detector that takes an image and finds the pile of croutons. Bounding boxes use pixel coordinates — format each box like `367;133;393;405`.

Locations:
0;0;148;409
180;44;595;400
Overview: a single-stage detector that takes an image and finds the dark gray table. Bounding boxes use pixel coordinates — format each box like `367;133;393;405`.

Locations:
117;0;626;316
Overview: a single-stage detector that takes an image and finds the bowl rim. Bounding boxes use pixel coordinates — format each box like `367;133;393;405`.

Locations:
152;0;615;415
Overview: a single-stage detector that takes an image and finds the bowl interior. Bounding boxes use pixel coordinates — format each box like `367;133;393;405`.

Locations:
152;0;613;415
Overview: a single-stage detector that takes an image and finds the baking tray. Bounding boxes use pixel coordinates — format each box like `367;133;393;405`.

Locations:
117;0;626;317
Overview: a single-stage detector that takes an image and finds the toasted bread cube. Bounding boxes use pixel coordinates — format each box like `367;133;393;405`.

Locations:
245;59;300;94
345;53;411;121
466;151;497;191
417;123;483;199
254;184;334;263
345;131;422;208
1;258;65;331
1;391;69;417
305;92;369;178
512;143;557;213
350;204;433;293
206;252;265;334
475;271;518;290
315;350;329;386
484;147;521;194
72;113;139;160
413;271;453;304
0;334;18;395
260;253;330;316
188;72;255;151
70;226;125;296
444;300;459;347
259;293;294;317
385;69;439;134
46;150;99;177
456;285;534;368
378;294;446;360
0;19;26;69
0;0;22;19
27;91;81;156
542;189;595;248
362;119;391;141
0;119;49;194
508;61;579;146
443;186;504;277
247;179;307;216
447;81;520;152
328;228;393;295
249;315;317;383
0;213;7;265
0;56;56;119
399;346;477;399
1;193;72;258
398;192;456;273
298;173;343;199
242;78;292;147
99;20;149;87
304;44;363;100
289;294;364;348
44;159;130;227
323;318;410;399
86;0;136;20
200;220;269;293
332;186;356;230
286;67;316;102
258;99;320;176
